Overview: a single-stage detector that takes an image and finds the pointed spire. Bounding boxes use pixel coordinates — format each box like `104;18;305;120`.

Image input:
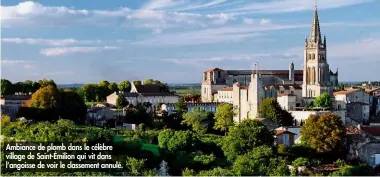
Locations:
310;6;322;45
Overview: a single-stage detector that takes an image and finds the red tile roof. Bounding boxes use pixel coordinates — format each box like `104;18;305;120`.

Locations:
218;87;233;91
135;84;161;93
333;89;361;96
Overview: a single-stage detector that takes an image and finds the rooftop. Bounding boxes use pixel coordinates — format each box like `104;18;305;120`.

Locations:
218;87;233;91
360;125;380;136
333;89;361;96
1;94;32;100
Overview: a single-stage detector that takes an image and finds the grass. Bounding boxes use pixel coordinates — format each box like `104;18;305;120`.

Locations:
173;88;201;96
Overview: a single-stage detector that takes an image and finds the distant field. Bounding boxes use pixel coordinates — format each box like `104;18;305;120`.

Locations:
173;88;201;96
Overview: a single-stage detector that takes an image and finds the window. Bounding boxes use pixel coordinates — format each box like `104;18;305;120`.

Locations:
312;54;315;59
290;91;294;95
376;154;380;165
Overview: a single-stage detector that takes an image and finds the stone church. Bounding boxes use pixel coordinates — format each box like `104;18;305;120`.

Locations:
201;7;339;122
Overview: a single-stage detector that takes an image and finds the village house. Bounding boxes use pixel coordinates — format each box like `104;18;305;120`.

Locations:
107;82;179;107
334;88;371;124
274;129;297;147
1;93;32;120
345;125;380;167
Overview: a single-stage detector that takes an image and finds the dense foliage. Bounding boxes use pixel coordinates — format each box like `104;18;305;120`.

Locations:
259;98;294;126
313;92;333;108
300;113;346;155
214;103;235;135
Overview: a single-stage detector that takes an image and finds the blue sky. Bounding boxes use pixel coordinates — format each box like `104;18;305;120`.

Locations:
1;0;380;84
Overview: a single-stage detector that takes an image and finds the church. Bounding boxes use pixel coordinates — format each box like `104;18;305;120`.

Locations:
201;7;339;122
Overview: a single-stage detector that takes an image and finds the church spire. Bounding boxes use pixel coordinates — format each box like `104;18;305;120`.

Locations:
310;6;322;45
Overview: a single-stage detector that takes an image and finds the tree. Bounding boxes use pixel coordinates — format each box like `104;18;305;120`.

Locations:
13;82;25;93
182;107;209;134
174;97;187;114
313;92;332;108
79;84;97;102
108;82;118;93
24;80;33;93
1;79;13;94
259;98;294;126
116;94;128;109
158;130;197;152
126;157;146;176
221;119;274;161
198;167;235;176
291;157;310;175
300;113;346;154
25;85;59;109
118;80;131;92
232;145;275;176
97;80;111;101
330;164;375;176
182;168;195;176
38;79;57;88
144;79;155;85
133;80;142;86
214;103;235;135
31;81;41;93
58;90;87;124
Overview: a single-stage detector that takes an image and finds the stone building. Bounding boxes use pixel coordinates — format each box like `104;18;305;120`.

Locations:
201;7;339;122
107;82;179;107
0;94;31;120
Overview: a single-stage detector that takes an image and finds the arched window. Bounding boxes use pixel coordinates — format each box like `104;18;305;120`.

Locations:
312;54;315;59
307;54;311;60
312;67;316;84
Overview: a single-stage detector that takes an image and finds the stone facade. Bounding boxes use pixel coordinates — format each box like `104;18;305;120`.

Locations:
107;82;179;107
201;7;339;123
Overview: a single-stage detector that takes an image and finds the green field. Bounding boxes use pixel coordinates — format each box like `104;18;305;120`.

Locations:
173;88;201;96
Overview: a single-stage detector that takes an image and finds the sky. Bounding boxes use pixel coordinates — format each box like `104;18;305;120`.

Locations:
1;0;380;84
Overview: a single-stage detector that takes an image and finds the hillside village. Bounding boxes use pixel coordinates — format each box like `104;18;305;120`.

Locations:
1;6;380;177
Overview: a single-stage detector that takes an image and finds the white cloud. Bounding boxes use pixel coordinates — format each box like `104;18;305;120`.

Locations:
329;38;380;59
2;38;101;46
1;1;130;27
225;0;374;15
0;59;36;69
39;46;120;56
162;53;299;65
243;18;254;25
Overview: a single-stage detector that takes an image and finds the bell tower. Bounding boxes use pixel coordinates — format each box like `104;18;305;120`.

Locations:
302;6;332;98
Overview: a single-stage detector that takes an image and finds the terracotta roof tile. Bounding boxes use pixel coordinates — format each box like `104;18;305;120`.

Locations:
333;89;361;96
218;87;233;91
135;84;161;93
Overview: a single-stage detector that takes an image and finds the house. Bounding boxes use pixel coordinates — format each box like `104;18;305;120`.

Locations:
87;107;123;126
160;102;222;114
334;89;371;123
275;126;301;145
1;94;32;120
275;129;297;147
345;125;380;167
215;87;233;103
107;82;179;107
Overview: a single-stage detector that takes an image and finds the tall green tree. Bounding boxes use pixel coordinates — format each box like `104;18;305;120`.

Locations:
108;82;119;93
214;103;235;135
24;80;33;93
174;97;187;114
58;90;87;123
144;79;155;85
38;79;57;88
221;119;274;161
79;84;98;102
300;113;346;154
116;94;128;109
31;81;41;93
233;145;277;176
118;80;131;92
1;79;13;94
313;92;332;108
13;82;25;93
259;98;294;126
133;80;142;86
182;107;210;134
